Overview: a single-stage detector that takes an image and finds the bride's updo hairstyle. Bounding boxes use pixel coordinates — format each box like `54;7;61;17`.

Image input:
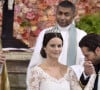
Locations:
40;28;63;58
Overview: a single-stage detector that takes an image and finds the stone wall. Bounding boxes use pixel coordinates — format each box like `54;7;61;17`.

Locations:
4;51;32;90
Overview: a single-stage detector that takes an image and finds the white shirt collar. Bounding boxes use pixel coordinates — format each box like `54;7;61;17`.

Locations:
57;23;73;31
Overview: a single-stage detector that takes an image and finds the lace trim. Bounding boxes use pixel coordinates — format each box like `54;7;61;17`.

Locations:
33;66;70;83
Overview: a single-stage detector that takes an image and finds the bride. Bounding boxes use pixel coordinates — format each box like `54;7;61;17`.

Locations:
28;31;82;90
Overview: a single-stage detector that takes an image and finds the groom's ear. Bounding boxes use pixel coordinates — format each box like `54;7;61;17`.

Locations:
95;47;100;54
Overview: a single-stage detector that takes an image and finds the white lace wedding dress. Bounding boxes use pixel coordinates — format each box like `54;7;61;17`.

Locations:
28;66;82;90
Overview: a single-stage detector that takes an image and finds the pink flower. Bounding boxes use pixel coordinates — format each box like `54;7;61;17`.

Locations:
14;5;21;14
44;0;60;6
25;11;36;20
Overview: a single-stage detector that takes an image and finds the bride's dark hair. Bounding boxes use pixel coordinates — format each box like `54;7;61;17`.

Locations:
40;32;63;58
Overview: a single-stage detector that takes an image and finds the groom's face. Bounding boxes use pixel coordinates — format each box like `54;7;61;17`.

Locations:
81;47;100;65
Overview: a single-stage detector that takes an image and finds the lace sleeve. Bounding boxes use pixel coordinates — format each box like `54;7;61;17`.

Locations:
68;68;82;90
84;74;96;90
28;67;41;90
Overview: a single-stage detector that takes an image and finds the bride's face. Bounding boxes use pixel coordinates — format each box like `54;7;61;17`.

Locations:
44;37;63;59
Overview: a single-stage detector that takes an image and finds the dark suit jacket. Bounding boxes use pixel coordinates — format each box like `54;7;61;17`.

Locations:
80;64;100;90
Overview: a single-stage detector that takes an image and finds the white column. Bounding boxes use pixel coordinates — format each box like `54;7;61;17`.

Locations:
8;0;14;10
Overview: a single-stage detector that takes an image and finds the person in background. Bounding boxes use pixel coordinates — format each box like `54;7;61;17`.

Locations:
79;33;100;90
28;30;82;90
27;0;87;88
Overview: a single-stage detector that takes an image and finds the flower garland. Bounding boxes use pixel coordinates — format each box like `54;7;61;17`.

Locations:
13;0;100;47
13;0;62;47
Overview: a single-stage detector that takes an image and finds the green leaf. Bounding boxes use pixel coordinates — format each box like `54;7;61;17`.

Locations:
20;19;32;27
76;13;100;34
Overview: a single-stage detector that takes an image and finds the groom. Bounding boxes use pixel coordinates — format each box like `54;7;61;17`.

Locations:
79;33;100;90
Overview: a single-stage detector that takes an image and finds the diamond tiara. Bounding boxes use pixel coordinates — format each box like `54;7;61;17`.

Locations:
45;25;60;34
